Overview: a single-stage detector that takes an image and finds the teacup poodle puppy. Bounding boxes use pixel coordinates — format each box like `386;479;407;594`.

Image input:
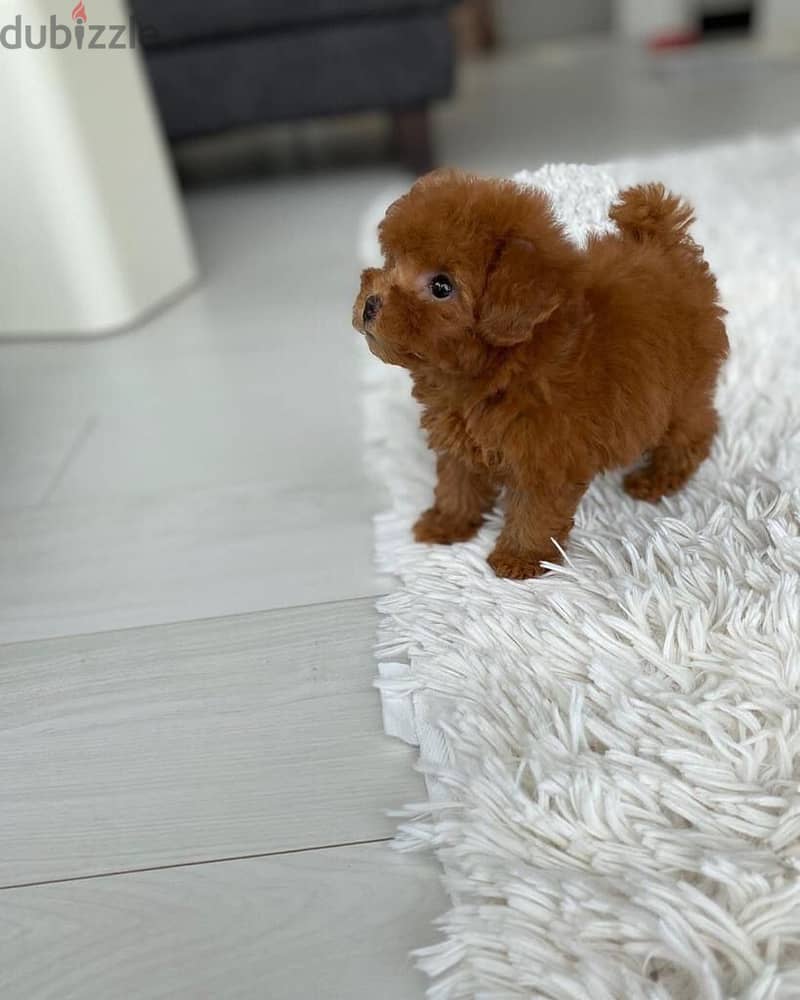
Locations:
353;169;728;579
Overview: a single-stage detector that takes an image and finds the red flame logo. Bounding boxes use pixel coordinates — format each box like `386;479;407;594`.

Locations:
72;1;87;21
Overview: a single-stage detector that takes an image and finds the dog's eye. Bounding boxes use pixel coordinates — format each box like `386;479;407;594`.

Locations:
430;274;454;300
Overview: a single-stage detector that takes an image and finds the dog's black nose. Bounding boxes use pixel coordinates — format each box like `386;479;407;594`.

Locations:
363;294;381;325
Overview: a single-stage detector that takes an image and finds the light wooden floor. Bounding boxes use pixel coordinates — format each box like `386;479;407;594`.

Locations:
3;37;800;1000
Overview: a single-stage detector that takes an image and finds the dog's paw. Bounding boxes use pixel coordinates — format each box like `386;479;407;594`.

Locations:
487;546;560;580
413;507;482;545
623;467;683;503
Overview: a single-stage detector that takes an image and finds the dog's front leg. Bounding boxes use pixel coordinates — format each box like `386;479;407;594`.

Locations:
488;479;586;579
414;453;499;545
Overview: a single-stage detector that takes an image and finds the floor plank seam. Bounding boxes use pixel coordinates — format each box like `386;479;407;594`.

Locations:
0;590;389;653
37;415;98;506
0;836;396;892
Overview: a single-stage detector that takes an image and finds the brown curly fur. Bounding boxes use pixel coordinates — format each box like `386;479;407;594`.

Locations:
353;170;728;579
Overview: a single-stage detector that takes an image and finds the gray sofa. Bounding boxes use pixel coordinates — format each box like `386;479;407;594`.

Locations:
130;0;457;173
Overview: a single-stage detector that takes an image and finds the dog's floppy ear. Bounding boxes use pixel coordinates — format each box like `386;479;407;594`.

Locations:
477;238;561;347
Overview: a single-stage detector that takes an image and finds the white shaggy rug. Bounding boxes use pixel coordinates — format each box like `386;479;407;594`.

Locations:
362;132;800;999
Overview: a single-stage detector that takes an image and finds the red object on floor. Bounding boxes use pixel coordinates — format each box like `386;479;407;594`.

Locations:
647;29;701;51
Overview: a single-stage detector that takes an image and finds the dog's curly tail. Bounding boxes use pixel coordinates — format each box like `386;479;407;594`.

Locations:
610;183;697;252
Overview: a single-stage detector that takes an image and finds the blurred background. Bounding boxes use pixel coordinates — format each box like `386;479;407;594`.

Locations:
151;0;800;181
2;2;800;997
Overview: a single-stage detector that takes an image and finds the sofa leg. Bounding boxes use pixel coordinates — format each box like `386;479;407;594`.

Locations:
474;0;496;52
391;106;435;176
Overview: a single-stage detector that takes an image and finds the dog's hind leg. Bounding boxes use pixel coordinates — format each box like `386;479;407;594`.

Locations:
624;381;719;503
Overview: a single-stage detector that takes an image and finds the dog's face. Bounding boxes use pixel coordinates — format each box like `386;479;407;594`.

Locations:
353;169;579;376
